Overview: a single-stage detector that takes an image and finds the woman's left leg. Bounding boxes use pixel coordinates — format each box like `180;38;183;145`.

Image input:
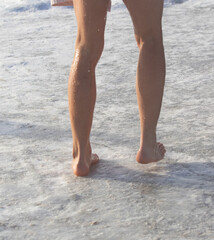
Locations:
68;0;109;176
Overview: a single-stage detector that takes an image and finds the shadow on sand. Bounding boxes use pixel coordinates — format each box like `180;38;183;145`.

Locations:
1;120;213;193
89;159;214;192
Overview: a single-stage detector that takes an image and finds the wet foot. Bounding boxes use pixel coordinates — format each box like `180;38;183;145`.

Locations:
136;142;166;164
72;153;99;177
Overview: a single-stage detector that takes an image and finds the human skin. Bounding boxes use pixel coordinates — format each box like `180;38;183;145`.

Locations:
52;2;73;6
123;0;166;163
68;0;166;176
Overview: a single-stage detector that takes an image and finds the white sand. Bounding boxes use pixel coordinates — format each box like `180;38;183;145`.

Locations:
0;0;214;239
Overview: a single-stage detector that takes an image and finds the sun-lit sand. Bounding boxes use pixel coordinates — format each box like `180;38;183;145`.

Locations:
0;0;213;239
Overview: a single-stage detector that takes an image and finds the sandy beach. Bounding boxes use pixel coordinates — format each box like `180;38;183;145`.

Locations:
0;0;214;239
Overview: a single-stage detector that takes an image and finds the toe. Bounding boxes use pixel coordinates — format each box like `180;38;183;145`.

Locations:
91;153;99;165
161;148;166;156
156;142;166;158
157;142;165;151
160;144;164;149
160;146;165;151
157;143;163;150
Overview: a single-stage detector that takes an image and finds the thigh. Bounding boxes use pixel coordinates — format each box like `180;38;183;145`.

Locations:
123;0;164;41
73;0;110;44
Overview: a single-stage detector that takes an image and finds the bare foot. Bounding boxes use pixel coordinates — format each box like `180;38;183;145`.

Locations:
136;142;166;164
72;153;99;177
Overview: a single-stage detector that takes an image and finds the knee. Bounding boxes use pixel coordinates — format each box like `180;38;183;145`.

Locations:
135;34;163;52
75;34;104;68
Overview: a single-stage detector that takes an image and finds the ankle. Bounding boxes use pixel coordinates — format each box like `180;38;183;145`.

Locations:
140;132;157;149
72;142;91;160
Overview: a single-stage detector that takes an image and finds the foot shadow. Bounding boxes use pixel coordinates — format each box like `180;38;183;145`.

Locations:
90;158;214;192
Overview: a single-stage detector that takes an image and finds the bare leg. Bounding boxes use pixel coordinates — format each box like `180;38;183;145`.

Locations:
123;0;166;163
68;0;109;176
51;1;73;6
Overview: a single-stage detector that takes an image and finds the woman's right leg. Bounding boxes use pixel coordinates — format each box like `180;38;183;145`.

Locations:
123;0;166;164
68;0;109;176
